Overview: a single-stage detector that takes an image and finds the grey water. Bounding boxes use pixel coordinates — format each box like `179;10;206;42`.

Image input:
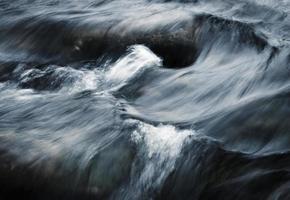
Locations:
1;0;290;199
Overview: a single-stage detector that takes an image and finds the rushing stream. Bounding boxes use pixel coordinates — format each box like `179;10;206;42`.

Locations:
1;0;290;199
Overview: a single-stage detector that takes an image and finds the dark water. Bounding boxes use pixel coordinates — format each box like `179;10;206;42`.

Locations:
1;0;290;199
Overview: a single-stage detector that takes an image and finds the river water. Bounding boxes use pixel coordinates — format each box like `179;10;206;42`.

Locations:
1;0;290;199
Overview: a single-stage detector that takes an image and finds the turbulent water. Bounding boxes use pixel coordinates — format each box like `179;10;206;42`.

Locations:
1;0;290;199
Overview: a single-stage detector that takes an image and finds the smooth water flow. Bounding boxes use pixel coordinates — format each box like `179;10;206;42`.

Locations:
1;0;290;199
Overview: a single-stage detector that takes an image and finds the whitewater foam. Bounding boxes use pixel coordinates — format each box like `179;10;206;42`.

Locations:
124;121;195;198
132;122;194;159
106;45;162;85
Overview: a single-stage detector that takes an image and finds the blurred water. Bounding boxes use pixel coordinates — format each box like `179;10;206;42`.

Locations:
1;0;290;199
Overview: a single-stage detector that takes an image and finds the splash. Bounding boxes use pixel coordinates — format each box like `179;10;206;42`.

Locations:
106;45;162;85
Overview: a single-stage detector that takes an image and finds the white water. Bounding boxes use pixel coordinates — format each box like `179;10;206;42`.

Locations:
106;45;162;86
132;122;194;159
125;121;196;198
61;45;161;93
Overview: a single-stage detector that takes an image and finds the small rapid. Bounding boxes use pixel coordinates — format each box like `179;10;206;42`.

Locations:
1;0;290;200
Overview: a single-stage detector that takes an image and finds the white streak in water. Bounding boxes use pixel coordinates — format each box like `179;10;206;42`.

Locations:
132;122;194;159
106;45;162;85
128;121;196;197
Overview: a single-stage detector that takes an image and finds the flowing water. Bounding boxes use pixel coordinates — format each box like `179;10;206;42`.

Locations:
1;0;290;199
